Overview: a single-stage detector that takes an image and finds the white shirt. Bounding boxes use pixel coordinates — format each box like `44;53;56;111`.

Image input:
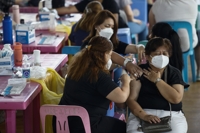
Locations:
152;0;198;52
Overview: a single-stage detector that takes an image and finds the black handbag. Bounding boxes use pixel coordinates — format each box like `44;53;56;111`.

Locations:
140;104;172;133
140;68;172;133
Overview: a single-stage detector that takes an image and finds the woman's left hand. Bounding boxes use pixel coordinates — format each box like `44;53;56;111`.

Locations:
143;68;161;83
126;62;143;79
137;45;145;64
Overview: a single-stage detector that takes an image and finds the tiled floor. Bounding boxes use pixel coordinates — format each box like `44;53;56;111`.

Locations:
0;111;23;133
182;81;200;133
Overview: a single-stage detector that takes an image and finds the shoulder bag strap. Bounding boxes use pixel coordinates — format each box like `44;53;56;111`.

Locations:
164;67;172;118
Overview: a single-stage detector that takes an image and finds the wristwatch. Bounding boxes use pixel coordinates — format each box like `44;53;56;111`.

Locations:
123;58;132;67
154;78;161;84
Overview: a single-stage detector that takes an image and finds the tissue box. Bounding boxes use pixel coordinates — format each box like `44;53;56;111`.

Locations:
15;24;35;44
0;54;14;69
39;12;50;21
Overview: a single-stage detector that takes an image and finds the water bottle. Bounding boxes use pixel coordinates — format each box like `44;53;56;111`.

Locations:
12;5;20;25
39;0;45;11
45;0;52;9
49;13;56;33
33;49;41;66
2;14;13;44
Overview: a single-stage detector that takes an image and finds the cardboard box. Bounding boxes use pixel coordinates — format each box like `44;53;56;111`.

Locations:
15;24;35;44
39;12;50;21
117;28;131;44
0;54;14;69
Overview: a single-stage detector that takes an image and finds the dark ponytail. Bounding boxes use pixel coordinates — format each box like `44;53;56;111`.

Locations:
168;30;184;71
150;22;184;71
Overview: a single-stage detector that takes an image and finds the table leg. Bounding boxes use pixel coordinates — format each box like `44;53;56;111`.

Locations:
6;110;16;133
24;103;33;133
33;92;41;133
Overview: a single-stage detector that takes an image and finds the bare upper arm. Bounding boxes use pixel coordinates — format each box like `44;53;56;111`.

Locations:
106;87;127;103
127;80;141;101
56;5;79;15
148;0;154;4
111;51;124;66
148;8;156;33
172;84;184;100
123;5;133;21
124;44;138;54
113;13;119;25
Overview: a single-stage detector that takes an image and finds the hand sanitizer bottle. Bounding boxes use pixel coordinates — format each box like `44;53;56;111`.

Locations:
49;13;56;33
45;0;52;9
22;55;31;80
12;5;20;25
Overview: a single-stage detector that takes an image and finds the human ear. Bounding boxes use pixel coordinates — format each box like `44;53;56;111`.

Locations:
148;33;152;39
95;26;101;32
145;55;151;62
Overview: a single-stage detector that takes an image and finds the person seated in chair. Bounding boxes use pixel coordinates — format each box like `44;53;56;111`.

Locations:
53;36;131;133
149;0;200;80
55;0;128;28
126;37;189;133
115;0;148;41
69;1;103;46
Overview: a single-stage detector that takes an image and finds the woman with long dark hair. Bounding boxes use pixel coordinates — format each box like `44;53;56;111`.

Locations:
69;1;103;46
82;10;145;78
149;22;184;71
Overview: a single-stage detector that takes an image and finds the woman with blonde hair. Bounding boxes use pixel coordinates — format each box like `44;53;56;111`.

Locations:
69;1;103;46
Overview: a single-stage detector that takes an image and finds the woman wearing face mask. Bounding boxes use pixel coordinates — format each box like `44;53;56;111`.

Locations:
149;22;184;72
53;36;131;133
126;37;189;133
82;10;145;78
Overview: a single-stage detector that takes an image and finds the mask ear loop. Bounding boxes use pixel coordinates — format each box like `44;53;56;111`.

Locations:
95;26;101;35
85;45;91;51
85;8;92;14
148;55;153;65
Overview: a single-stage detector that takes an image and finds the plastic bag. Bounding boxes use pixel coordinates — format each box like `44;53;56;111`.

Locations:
55;24;71;35
30;67;64;104
30;66;47;79
30;67;65;133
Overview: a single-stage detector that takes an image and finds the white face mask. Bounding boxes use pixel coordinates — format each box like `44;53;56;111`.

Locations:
99;28;113;39
106;59;112;70
151;55;169;69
